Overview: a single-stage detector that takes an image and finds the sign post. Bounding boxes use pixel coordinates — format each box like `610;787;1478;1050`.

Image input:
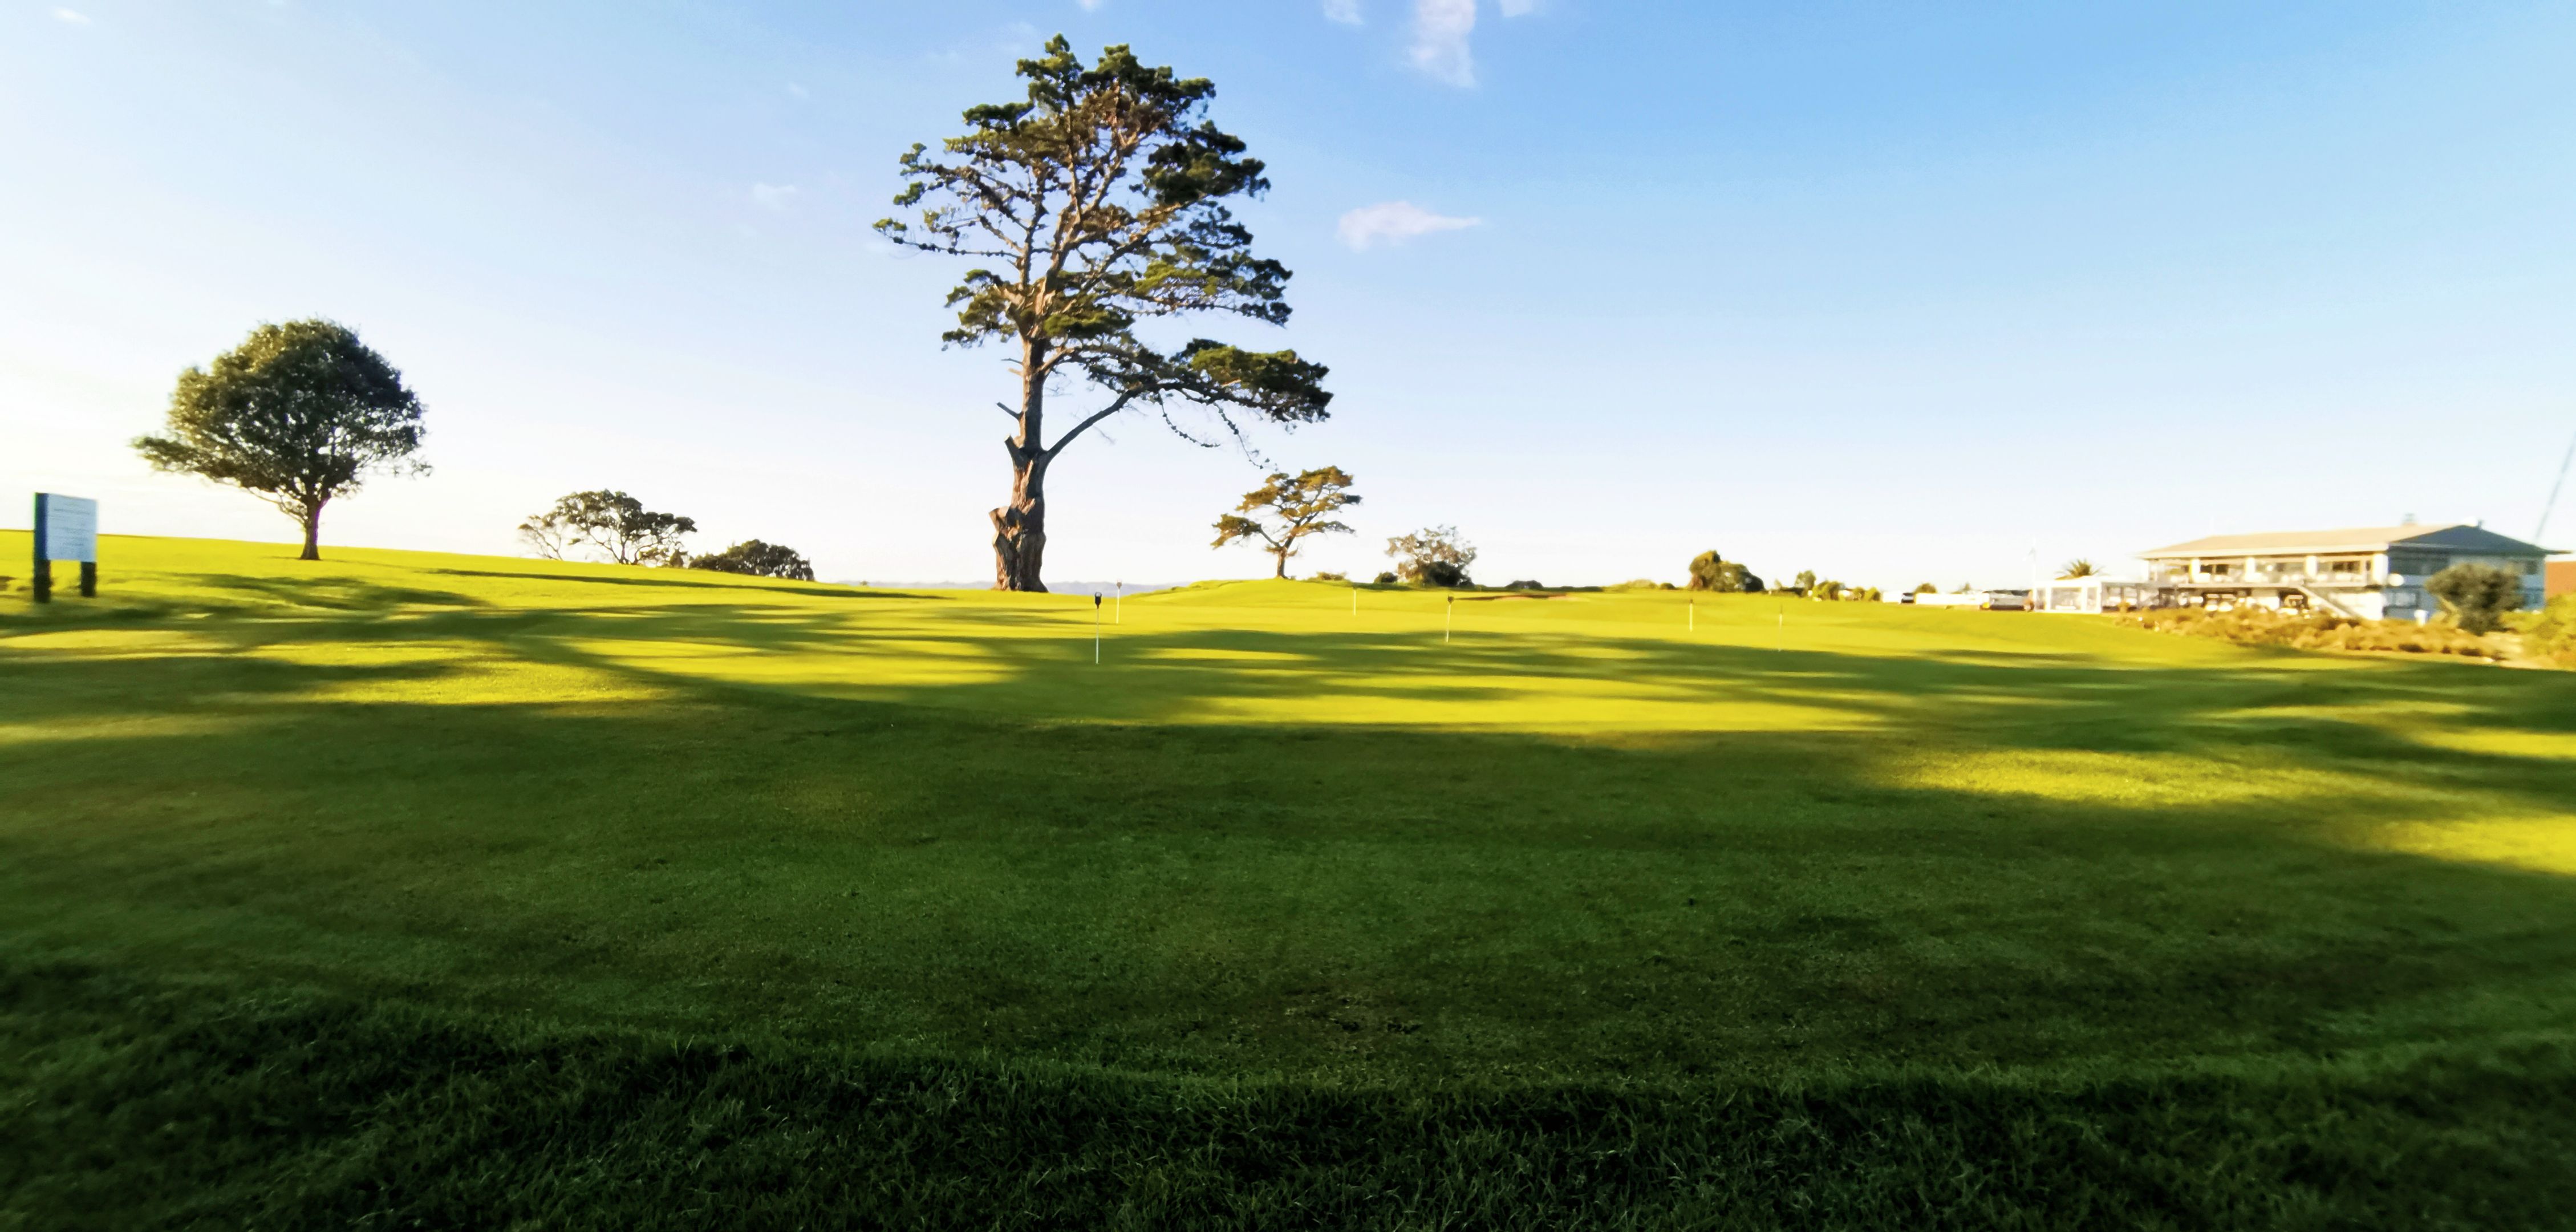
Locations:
31;493;99;604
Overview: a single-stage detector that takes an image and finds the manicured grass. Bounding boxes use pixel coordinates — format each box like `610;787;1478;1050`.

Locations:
6;532;2575;1226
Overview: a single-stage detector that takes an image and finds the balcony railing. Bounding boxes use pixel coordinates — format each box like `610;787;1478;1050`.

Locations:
2155;570;2380;587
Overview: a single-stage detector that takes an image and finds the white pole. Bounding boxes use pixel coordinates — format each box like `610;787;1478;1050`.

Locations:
1445;593;1454;644
1352;584;1358;616
1776;605;1783;652
1115;581;1122;624
1093;594;1102;663
1689;595;1695;632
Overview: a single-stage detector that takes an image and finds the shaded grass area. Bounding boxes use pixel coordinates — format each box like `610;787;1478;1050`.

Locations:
9;957;2575;1231
6;533;2576;1222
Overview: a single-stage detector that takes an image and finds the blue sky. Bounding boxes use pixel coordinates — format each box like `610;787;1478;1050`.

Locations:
5;1;2572;587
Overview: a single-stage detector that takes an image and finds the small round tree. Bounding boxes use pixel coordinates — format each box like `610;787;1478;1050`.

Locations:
1687;550;1758;593
1385;526;1475;587
133;320;426;561
2426;562;2524;634
689;540;816;581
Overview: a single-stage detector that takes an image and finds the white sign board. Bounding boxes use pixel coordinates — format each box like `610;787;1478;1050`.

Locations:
36;493;98;564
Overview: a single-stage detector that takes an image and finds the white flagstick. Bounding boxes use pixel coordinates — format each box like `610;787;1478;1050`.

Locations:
1689;595;1695;632
1093;593;1103;663
1352;584;1358;616
1446;593;1454;644
1115;581;1122;624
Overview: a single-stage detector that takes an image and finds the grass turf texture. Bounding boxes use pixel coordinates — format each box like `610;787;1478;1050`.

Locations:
5;532;2575;1227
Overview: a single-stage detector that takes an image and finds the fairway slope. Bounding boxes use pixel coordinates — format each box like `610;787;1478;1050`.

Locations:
6;534;2576;1226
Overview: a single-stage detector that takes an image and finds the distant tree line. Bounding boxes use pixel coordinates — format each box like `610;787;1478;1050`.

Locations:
518;490;814;580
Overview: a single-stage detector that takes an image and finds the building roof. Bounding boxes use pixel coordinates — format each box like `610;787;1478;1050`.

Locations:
2137;523;2557;559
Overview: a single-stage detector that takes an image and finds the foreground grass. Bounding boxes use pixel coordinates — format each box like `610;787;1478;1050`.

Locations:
6;533;2576;1226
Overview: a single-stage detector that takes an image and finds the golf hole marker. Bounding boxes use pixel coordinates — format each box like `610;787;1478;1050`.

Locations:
31;492;99;604
1093;592;1103;663
1446;592;1454;643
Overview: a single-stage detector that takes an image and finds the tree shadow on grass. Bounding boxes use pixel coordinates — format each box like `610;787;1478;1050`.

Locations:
5;621;2576;1087
193;573;493;611
423;568;946;603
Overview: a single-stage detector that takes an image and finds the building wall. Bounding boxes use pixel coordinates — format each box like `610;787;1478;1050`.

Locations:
2551;560;2575;602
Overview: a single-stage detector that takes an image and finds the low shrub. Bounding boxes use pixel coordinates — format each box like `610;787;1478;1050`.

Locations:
2121;606;2497;658
1310;571;1348;583
2524;595;2576;666
2426;563;2524;634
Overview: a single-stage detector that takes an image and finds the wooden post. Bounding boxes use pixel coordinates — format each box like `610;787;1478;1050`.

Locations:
31;492;48;604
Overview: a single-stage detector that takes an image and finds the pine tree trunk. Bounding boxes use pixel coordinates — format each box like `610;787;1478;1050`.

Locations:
991;452;1047;592
993;340;1049;592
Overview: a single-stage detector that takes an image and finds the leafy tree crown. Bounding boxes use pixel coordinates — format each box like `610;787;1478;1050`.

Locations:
877;37;1330;452
519;491;696;567
1212;466;1360;571
2425;562;2524;634
689;540;817;582
1385;526;1475;586
133;319;427;518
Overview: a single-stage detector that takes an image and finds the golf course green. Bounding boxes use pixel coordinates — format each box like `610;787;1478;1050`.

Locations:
6;532;2575;1228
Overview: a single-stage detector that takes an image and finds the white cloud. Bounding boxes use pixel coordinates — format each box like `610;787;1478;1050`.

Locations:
1077;0;1105;9
1323;0;1362;25
1337;201;1480;250
1498;0;1539;14
785;82;809;99
751;183;798;210
52;7;91;23
1410;0;1477;87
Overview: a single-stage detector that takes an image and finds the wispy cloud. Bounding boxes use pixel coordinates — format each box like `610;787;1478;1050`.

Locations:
1403;0;1540;87
785;82;809;99
53;7;91;23
1337;201;1480;250
751;183;799;210
1409;0;1477;87
1323;0;1362;25
1076;0;1106;10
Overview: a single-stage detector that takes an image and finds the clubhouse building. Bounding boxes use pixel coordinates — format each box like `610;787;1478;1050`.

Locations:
2125;523;2555;619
